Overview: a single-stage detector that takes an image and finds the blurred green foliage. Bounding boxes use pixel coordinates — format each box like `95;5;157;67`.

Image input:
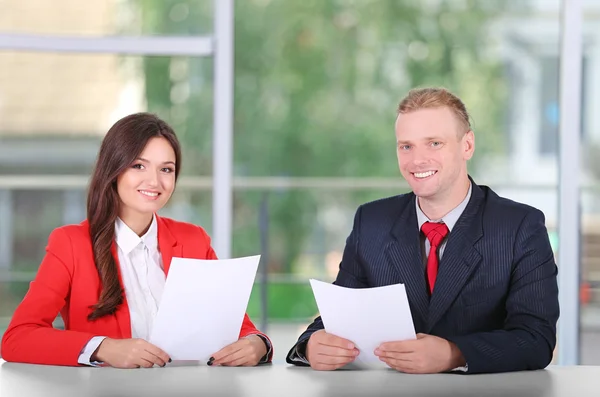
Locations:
132;1;521;319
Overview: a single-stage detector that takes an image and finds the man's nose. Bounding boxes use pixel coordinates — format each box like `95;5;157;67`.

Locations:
411;148;429;166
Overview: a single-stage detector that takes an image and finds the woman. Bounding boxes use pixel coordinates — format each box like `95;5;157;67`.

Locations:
1;113;272;368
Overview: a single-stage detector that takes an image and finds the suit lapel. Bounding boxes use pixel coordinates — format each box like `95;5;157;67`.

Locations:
427;183;484;331
386;194;430;329
157;214;182;276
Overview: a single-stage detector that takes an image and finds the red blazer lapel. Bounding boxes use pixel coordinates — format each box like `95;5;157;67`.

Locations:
157;214;182;276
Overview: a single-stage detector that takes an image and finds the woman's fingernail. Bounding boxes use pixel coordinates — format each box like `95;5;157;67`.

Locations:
168;358;172;363
207;360;213;366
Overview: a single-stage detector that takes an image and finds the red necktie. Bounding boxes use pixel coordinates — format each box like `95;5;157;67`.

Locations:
421;221;449;294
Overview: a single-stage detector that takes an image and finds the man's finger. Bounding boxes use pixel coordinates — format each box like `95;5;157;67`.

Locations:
375;350;415;361
380;357;415;372
319;333;355;350
317;345;359;358
314;353;356;366
377;340;418;353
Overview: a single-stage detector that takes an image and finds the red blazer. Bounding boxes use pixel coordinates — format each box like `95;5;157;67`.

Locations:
1;215;272;366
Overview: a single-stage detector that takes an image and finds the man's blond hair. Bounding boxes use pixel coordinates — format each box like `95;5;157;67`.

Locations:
397;87;471;133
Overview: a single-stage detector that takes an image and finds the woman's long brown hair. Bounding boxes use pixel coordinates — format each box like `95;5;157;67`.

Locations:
87;113;182;321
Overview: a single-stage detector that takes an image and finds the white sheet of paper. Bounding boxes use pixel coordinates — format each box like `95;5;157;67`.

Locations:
149;255;261;361
309;279;416;369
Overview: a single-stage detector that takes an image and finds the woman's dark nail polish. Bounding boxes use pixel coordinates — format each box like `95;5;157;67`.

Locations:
168;358;172;363
207;360;213;366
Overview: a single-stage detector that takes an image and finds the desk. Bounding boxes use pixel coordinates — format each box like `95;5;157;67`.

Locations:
0;360;598;397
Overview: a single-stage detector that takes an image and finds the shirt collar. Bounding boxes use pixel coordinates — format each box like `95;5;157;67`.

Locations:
415;182;472;232
114;214;158;254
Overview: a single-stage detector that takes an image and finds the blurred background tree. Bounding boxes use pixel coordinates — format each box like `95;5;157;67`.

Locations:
133;0;520;276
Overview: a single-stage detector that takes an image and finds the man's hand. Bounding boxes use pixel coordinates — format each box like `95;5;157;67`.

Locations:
92;338;171;369
209;335;267;367
374;333;465;374
306;330;360;371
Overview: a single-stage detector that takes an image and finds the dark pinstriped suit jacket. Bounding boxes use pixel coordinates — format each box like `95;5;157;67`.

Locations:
286;181;559;374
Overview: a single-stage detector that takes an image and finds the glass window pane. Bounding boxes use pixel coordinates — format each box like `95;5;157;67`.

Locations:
0;0;213;37
235;188;409;323
581;0;600;366
0;51;213;177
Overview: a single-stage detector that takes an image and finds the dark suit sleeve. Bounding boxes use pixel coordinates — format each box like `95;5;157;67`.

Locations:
286;206;369;365
446;210;559;374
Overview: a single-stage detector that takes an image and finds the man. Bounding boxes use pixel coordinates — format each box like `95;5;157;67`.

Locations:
286;87;559;374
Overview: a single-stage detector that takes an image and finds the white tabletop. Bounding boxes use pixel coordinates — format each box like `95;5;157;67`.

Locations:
0;360;598;397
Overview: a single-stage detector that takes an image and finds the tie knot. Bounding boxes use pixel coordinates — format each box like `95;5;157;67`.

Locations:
421;221;449;247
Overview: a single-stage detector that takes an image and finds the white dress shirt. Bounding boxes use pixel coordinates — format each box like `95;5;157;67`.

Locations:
78;215;166;365
415;182;472;267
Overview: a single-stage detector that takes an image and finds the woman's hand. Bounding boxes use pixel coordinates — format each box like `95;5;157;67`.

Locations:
92;338;171;368
209;335;267;367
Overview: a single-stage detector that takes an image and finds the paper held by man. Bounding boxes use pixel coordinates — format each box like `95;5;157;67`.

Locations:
309;279;416;369
149;255;261;361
